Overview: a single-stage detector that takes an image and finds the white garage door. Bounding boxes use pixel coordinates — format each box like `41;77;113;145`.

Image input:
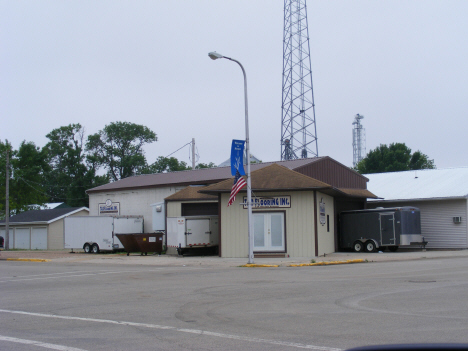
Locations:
31;227;48;250
15;228;31;249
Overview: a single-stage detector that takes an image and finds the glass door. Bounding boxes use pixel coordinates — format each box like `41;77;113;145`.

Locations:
253;212;285;252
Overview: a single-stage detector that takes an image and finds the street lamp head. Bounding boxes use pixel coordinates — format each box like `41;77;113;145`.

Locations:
208;52;224;60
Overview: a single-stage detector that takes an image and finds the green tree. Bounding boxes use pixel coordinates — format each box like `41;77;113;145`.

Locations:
142;156;191;174
44;124;108;207
0;141;13;219
0;141;49;216
195;162;217;169
86;122;157;181
355;143;435;174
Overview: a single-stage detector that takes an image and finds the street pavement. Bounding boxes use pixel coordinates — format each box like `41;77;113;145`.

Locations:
1;249;468;350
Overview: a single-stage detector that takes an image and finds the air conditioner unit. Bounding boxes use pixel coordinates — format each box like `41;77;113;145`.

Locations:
453;216;462;224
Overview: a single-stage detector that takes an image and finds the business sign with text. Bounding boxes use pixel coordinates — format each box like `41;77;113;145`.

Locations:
243;196;291;209
99;200;120;216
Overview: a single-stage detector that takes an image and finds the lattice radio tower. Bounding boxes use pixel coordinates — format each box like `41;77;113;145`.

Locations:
352;114;366;167
281;0;318;160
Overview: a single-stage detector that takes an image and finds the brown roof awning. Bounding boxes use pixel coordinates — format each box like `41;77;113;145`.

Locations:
199;163;333;194
165;186;218;201
337;188;379;199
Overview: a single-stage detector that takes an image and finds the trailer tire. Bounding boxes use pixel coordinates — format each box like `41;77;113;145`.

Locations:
84;243;91;253
353;241;364;252
388;245;399;252
91;244;100;254
364;240;376;253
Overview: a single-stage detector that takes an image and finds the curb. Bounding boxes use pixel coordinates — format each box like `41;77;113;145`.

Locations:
289;259;365;267
239;259;365;268
1;258;51;262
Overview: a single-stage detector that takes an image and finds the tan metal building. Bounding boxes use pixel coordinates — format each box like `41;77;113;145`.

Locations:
193;164;376;258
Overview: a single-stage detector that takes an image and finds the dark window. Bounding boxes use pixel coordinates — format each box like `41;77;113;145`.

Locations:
181;202;218;216
327;215;330;232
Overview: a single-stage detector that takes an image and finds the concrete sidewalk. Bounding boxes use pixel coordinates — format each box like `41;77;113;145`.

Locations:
2;248;468;267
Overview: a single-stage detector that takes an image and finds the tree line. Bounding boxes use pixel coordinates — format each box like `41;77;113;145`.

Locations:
1;122;215;217
355;143;435;174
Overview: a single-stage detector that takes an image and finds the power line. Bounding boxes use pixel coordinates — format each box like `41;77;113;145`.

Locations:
165;141;192;158
17;177;90;200
16;177;90;189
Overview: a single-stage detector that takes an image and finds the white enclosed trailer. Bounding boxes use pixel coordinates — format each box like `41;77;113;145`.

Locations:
64;216;144;253
167;216;219;255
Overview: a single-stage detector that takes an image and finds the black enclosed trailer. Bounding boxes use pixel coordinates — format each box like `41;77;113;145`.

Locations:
340;207;424;252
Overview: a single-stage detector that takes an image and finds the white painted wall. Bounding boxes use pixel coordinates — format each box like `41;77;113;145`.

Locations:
89;187;183;232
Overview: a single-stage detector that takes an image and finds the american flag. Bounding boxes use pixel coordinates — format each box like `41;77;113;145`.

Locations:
227;170;247;207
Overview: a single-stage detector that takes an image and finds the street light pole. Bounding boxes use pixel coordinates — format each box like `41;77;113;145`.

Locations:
208;52;254;264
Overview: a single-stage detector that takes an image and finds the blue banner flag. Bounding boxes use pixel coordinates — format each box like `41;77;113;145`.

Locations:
230;140;246;176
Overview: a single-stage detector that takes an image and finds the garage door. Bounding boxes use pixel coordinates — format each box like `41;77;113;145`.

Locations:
31;227;48;250
15;228;31;249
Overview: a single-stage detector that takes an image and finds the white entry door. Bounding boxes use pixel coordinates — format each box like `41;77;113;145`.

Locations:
253;212;285;252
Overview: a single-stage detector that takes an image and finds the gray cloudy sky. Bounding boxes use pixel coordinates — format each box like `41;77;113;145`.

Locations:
2;1;467;169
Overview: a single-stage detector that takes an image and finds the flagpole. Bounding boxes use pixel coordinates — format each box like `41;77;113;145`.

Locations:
208;52;254;264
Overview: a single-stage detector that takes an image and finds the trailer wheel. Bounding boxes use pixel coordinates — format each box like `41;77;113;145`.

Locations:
353;241;364;252
91;244;100;254
364;240;376;253
83;243;91;253
388;246;399;252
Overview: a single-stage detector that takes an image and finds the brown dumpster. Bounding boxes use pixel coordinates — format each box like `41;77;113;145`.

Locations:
116;233;164;256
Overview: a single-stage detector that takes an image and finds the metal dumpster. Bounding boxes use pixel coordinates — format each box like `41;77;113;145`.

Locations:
116;233;164;256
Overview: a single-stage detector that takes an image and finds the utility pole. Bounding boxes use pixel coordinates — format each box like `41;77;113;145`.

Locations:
191;138;196;170
5;139;9;250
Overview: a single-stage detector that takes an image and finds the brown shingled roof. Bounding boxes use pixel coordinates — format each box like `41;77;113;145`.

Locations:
86;157;325;194
199;164;333;194
165;186;218;201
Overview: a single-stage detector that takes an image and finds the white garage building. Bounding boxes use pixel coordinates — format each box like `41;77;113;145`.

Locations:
0;207;89;250
365;168;468;248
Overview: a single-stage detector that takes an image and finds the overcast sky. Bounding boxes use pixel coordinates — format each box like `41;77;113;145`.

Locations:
2;0;467;170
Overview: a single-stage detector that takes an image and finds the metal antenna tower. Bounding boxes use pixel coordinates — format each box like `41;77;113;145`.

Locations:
352;114;366;167
281;0;318;160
